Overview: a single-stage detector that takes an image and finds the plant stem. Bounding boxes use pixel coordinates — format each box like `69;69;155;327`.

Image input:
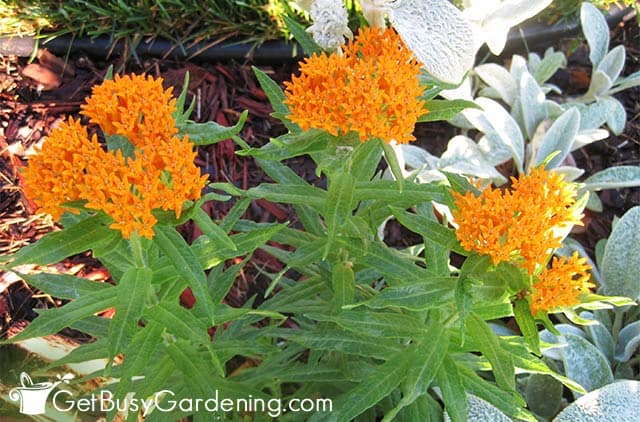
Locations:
612;309;625;340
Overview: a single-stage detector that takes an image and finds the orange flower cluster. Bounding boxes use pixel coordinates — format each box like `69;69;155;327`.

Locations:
529;252;594;315
81;74;178;146
23;74;206;239
452;167;583;274
283;27;426;144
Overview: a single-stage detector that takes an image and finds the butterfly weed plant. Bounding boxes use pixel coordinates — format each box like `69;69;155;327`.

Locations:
1;2;636;422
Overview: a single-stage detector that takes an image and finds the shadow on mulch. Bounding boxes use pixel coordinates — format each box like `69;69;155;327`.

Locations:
0;19;639;339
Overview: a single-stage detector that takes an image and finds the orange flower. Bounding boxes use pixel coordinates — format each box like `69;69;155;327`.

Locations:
452;168;582;274
529;252;594;315
24;75;206;239
284;27;426;144
22;118;104;220
80;73;178;147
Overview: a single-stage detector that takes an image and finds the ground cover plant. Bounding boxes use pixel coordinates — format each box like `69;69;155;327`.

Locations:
0;0;639;421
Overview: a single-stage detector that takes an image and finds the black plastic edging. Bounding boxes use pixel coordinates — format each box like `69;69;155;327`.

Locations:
0;34;305;65
0;6;633;64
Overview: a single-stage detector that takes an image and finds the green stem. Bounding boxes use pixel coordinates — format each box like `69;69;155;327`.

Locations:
612;309;625;341
129;231;146;268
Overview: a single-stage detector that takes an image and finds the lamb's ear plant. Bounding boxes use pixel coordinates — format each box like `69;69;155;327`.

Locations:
397;2;640;212
0;71;287;420
520;206;640;420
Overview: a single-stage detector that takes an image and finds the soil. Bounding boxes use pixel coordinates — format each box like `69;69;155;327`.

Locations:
0;17;639;338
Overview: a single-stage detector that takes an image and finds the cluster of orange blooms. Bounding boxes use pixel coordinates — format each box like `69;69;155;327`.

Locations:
452;167;593;315
284;27;426;144
23;74;206;239
529;253;595;315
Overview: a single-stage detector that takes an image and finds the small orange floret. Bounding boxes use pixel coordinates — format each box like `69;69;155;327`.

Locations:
452;168;582;274
284;27;426;144
529;252;594;315
24;74;206;239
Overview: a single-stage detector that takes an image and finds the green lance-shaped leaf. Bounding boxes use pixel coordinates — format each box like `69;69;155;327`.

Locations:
393;208;467;256
306;310;425;339
436;356;468;422
283;14;322;56
323;171;356;258
466;313;515;391
389;319;448;418
600;206;640;299
354;180;449;205
309;349;410;422
192;207;236;250
351;278;457;311
332;261;355;311
350;138;383;182
14;272;111;300
144;302;210;345
178;110;247;145
513;299;540;355
418;99;480;123
166;339;220;399
252;66;299;132
173;71;193;124
107;266;152;366
153;225;215;323
246;183;327;209
111;322;164;411
8;214;115;267
342;241;439;286
278;325;402;360
105;134;135;158
458;365;533;421
4;287;117;343
45;337;110;370
381;141;405;192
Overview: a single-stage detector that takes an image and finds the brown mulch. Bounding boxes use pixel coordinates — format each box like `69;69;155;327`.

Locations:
1;19;639;337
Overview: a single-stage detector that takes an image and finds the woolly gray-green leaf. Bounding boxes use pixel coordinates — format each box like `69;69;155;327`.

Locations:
389;0;474;85
520;71;548;139
597;45;625;83
445;394;510;422
581;2;609;67
474;63;517;105
602;97;626;135
583;166;640;191
533;48;567;84
583;70;613;100
440;136;507;185
554;380;640;422
609;70;640;95
466;97;524;172
562;334;614;398
614;320;640;362
580;311;614;364
600;206;640;299
534;107;580;169
525;373;563;419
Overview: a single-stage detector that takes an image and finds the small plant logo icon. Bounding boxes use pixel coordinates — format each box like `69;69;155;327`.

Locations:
8;372;74;415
